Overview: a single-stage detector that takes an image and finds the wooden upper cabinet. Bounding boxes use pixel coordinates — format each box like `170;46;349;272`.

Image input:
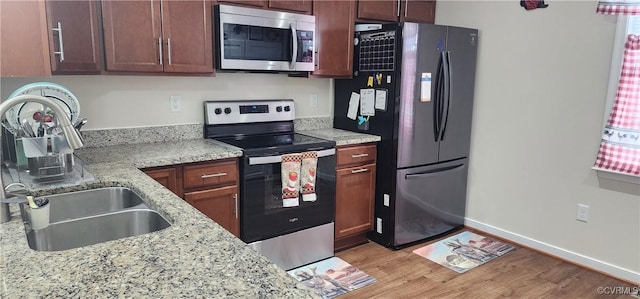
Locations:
312;0;355;77
269;0;312;13
403;0;435;23
46;0;102;74
216;0;266;8
102;0;213;73
357;0;436;24
101;0;163;72
357;0;399;22
161;0;213;73
218;0;311;13
0;0;51;77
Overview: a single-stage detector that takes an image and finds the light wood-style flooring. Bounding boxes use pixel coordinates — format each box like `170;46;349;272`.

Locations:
334;229;638;298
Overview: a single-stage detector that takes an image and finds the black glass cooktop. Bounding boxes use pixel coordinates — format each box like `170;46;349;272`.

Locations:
214;133;335;156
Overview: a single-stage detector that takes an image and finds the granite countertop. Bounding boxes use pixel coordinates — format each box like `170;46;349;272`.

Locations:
0;139;316;298
298;128;381;146
0;129;377;298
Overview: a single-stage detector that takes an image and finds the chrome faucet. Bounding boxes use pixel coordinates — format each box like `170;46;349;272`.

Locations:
0;95;84;223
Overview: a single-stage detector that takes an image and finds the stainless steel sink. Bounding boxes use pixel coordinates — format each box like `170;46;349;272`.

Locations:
20;187;172;251
46;187;145;222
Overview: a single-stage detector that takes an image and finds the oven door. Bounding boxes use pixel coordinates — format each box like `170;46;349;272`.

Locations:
216;5;315;72
240;148;336;243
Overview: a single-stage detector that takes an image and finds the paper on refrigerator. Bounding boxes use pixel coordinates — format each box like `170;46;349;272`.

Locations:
420;73;432;102
360;89;375;116
347;92;360;120
375;89;387;111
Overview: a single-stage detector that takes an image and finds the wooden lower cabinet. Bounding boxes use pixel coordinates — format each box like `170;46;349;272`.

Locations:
143;158;240;237
334;144;377;252
184;185;240;237
143;166;179;196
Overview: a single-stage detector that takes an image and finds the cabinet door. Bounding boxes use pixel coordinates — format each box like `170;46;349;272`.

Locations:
217;0;266;7
312;0;355;77
144;167;179;196
161;0;214;73
0;0;51;77
335;164;376;239
46;0;102;73
357;0;399;22
101;0;163;72
269;0;312;13
401;0;435;23
184;185;240;237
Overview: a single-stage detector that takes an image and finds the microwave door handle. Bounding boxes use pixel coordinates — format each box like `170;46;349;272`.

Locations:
249;148;335;165
290;22;298;70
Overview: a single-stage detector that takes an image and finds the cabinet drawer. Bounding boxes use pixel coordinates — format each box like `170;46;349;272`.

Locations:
183;159;238;189
336;144;377;167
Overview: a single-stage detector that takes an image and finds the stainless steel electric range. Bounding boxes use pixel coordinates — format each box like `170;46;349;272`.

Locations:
203;99;336;270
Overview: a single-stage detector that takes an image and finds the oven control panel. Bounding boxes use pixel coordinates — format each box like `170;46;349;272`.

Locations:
204;100;295;125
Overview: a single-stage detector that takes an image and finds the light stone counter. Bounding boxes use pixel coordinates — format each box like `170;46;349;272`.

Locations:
0;139;318;298
298;128;381;146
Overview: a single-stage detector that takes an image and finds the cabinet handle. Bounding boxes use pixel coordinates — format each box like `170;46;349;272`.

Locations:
158;37;163;65
167;37;172;65
233;193;238;219
351;153;369;158
201;172;227;179
397;0;401;17
315;47;319;68
351;168;369;174
404;0;408;17
52;22;65;62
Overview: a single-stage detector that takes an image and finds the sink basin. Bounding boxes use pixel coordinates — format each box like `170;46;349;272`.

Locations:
25;209;171;251
46;187;145;222
20;187;172;251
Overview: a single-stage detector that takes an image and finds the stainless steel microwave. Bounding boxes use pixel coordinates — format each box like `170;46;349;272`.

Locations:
214;5;316;72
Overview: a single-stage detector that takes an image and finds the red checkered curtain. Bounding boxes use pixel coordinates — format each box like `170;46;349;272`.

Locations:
594;35;640;175
596;0;640;15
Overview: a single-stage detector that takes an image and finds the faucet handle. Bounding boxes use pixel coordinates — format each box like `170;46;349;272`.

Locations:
4;182;26;192
4;182;28;197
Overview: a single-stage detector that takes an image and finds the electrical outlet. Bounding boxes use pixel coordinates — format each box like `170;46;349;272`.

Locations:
170;96;182;112
577;204;589;222
310;94;318;108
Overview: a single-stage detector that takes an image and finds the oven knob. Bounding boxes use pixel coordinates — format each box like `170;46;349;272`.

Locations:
224;107;232;114
276;106;283;112
284;106;291;112
214;108;222;115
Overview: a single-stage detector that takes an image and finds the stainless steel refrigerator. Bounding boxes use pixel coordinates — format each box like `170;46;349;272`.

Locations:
334;22;478;249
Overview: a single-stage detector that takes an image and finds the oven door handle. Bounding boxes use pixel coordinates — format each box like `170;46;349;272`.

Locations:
249;148;335;165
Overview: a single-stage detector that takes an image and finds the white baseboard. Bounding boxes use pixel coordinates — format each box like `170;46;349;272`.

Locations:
465;218;640;284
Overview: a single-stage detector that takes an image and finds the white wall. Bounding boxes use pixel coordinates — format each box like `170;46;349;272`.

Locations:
0;73;333;130
437;0;639;281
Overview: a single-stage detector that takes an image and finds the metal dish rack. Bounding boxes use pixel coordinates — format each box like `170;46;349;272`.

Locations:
2;128;89;185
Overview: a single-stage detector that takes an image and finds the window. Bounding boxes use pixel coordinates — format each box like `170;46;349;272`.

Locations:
602;16;639;120
594;15;640;183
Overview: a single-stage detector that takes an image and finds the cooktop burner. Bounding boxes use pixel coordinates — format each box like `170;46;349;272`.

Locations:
213;133;334;156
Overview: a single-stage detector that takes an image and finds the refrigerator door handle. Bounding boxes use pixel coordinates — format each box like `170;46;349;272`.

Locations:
404;163;464;179
433;53;444;142
439;51;452;141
